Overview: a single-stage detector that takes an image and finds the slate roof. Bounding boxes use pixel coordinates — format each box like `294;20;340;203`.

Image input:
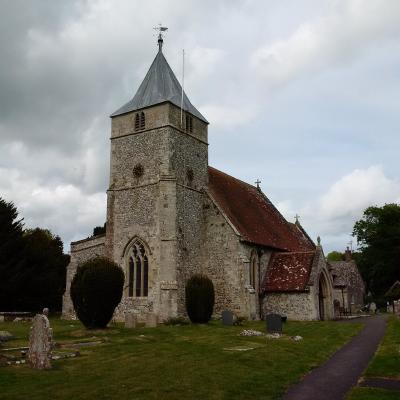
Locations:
111;49;207;123
207;166;315;251
262;251;316;292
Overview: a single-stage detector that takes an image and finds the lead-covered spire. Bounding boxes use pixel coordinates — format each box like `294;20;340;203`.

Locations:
111;29;207;123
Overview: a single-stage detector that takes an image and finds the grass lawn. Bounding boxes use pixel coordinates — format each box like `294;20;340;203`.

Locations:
347;315;400;400
0;318;361;400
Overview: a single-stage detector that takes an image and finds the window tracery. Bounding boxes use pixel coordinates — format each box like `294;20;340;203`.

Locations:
127;239;149;297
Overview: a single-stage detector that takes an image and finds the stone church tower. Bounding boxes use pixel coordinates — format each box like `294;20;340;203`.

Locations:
105;34;208;320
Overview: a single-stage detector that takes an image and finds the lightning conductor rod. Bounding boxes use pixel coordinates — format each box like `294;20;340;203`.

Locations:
180;49;185;128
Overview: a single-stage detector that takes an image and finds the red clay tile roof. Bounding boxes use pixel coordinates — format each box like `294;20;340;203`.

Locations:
262;251;316;292
208;166;315;251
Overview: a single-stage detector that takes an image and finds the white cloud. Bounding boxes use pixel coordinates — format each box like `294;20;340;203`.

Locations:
1;1;400;255
276;165;400;251
0;167;106;248
319;165;400;219
250;0;400;86
200;103;260;128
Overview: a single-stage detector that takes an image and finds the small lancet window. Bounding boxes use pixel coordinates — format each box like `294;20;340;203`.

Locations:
127;239;149;297
250;256;257;288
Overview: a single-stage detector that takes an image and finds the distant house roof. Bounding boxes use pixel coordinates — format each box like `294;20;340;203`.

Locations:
328;259;366;300
111;48;207;123
207;166;315;251
328;260;356;288
262;251;316;292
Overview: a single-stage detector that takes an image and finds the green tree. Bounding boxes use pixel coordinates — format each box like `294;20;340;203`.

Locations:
93;222;106;236
70;257;124;329
22;228;69;311
0;198;26;310
353;203;400;299
0;197;69;312
327;251;344;262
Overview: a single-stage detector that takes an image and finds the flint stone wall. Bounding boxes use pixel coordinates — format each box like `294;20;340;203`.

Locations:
263;291;316;321
62;234;106;319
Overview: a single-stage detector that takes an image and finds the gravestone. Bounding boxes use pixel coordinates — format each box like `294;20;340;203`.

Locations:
0;316;4;322
145;313;157;328
125;313;137;329
266;313;282;333
222;310;234;326
0;331;13;342
27;314;53;369
370;302;377;314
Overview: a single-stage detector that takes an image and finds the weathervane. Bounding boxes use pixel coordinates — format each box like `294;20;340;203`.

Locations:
153;24;168;51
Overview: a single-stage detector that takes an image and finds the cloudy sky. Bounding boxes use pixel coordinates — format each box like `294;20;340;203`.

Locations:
1;0;399;253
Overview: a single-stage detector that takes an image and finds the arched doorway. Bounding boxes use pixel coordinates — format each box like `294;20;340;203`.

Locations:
318;271;331;320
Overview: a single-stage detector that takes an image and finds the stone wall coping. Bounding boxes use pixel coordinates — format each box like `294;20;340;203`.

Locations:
71;234;106;251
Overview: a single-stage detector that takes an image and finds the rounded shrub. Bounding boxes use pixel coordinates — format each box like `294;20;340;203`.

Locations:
70;257;124;329
185;274;215;323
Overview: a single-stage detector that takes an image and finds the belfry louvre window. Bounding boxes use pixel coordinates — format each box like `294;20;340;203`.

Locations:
127;240;149;297
134;112;146;131
140;112;145;129
185;114;193;133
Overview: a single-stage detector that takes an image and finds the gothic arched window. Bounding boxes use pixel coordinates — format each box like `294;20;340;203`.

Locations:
127;239;149;297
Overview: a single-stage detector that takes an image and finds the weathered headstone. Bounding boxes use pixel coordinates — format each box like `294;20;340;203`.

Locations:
266;313;282;333
222;310;234;326
27;314;53;369
125;313;137;329
394;300;400;314
0;331;13;342
370;302;377;314
0;315;5;322
145;313;157;328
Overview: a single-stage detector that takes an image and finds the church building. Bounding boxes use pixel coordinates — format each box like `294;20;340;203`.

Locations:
62;33;334;322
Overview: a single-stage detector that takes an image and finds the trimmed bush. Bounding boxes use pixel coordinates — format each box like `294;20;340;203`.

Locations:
185;274;215;323
70;257;124;329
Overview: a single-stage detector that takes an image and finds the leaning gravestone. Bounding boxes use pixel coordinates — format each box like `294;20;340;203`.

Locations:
27;314;53;369
222;310;234;326
125;312;137;329
266;313;283;333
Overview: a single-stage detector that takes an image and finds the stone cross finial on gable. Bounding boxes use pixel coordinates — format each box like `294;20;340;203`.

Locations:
255;179;261;190
294;214;300;223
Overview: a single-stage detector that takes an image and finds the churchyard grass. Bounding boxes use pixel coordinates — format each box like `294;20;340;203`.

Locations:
0;318;361;400
347;388;400;400
347;315;400;400
364;315;400;378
